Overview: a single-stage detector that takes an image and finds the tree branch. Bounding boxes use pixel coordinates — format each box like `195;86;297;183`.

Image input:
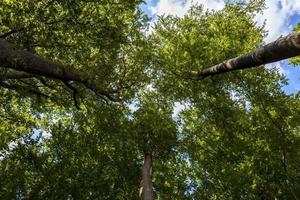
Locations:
0;39;119;101
191;31;300;79
63;81;81;110
0;39;85;81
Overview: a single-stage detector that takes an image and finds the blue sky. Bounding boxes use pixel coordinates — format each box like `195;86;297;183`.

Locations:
141;0;300;94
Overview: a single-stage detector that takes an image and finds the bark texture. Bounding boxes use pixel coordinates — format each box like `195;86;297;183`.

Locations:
140;152;153;200
191;31;300;79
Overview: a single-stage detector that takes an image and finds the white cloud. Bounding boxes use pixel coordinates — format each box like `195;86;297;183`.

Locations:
172;101;191;118
150;0;225;17
265;60;289;76
255;0;300;43
149;0;300;76
149;0;300;42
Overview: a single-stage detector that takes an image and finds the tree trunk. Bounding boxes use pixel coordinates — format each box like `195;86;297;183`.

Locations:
140;151;153;200
191;31;300;79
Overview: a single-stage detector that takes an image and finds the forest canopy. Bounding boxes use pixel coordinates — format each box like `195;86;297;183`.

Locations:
0;0;299;199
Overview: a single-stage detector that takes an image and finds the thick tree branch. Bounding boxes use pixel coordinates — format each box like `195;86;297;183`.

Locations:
191;31;300;79
0;39;85;81
0;39;118;101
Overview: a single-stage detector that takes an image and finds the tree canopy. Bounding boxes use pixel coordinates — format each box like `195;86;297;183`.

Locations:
0;0;299;199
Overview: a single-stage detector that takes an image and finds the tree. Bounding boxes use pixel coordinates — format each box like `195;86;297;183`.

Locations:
132;93;177;199
150;2;300;199
0;0;299;199
0;0;150;103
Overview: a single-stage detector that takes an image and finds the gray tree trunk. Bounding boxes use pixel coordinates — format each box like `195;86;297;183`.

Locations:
140;151;153;200
191;31;300;79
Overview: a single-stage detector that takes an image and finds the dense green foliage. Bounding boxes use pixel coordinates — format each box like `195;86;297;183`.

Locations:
0;0;299;199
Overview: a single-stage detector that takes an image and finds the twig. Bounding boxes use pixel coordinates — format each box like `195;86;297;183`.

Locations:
63;81;81;110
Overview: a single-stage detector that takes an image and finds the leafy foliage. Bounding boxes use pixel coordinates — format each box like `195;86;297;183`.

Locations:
0;0;299;199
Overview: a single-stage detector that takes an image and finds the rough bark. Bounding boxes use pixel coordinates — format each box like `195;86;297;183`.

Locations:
140;151;153;200
191;31;300;79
